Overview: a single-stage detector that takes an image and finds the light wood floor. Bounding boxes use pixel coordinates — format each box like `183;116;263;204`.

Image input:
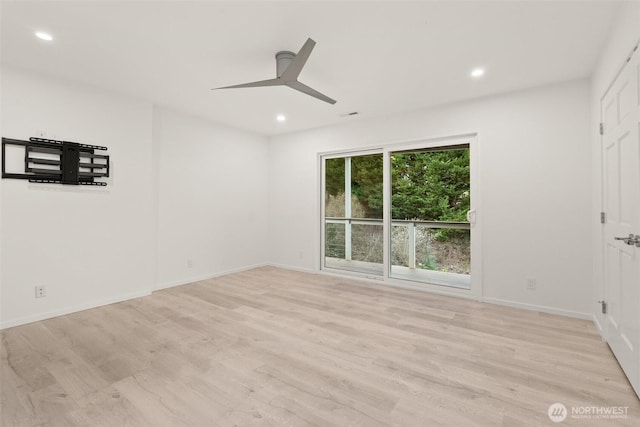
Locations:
1;267;639;426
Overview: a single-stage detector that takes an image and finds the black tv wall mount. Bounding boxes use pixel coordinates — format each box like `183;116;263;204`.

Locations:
2;137;110;186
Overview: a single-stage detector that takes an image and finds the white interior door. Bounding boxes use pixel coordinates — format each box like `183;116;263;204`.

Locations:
601;45;640;396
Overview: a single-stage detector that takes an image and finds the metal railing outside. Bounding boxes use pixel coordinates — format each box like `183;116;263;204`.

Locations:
324;217;470;270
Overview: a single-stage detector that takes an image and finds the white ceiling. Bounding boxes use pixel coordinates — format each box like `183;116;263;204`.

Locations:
1;0;620;136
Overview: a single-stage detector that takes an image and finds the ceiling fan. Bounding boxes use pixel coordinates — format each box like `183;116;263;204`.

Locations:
213;38;336;105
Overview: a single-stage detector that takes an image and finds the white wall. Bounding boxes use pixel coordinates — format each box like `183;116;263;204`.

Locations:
0;66;155;328
590;1;640;332
154;107;269;288
268;79;592;318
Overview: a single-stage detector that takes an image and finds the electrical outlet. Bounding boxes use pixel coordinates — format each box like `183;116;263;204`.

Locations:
526;278;536;290
35;286;46;298
187;259;193;268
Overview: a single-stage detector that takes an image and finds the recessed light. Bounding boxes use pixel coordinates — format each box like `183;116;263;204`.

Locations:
471;68;485;78
276;114;286;122
35;31;53;41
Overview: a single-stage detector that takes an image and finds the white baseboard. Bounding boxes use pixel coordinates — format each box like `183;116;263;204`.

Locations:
266;262;317;275
592;314;606;341
154;263;269;291
0;290;151;330
483;297;591;320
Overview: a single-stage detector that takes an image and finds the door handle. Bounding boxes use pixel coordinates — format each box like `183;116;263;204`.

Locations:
466;209;476;224
615;234;640;247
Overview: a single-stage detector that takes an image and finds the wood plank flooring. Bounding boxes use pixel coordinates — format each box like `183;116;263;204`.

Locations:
1;266;639;426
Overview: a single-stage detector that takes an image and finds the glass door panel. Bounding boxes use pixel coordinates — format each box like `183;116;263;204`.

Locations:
324;154;383;275
390;147;471;288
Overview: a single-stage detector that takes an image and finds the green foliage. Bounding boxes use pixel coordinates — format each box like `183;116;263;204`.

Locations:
391;149;470;222
325;158;345;199
351;155;383;218
325;155;384;218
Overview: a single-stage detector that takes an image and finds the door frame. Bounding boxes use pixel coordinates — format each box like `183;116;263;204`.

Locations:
318;133;482;301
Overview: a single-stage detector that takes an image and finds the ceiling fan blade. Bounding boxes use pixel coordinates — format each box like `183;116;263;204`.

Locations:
280;38;316;82
287;81;336;105
213;78;282;90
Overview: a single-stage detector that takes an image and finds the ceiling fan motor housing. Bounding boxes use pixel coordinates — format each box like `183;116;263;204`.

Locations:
276;51;296;79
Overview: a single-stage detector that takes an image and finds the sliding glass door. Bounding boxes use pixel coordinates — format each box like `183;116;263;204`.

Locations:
321;137;475;292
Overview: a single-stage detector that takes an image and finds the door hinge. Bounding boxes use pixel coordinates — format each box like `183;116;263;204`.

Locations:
600;212;606;223
599;123;604;135
598;300;607;314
